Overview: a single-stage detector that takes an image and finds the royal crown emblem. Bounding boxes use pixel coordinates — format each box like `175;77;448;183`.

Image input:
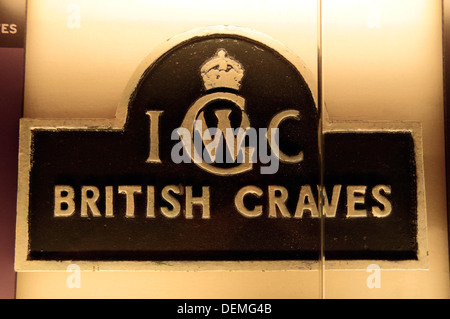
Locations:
200;49;244;91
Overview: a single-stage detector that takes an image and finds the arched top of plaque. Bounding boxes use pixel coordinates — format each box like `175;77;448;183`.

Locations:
114;25;317;129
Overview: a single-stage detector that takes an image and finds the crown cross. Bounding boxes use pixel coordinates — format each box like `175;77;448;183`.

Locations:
200;49;244;91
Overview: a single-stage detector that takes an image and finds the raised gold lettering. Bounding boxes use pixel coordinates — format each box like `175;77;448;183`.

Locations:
146;110;163;163
161;185;182;218
234;185;263;218
347;185;367;217
268;185;291;218
267;110;303;163
81;186;102;217
118;185;142;218
105;186;114;217
146;186;155;218
371;185;392;217
54;185;75;217
321;185;342;217
185;186;210;219
294;185;318;218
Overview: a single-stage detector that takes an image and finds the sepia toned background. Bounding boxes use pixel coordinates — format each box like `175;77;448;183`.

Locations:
9;0;450;298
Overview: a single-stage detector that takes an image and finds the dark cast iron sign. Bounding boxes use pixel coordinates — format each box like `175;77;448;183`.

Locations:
15;26;427;271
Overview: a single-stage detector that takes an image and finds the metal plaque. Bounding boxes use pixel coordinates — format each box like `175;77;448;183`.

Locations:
15;26;427;271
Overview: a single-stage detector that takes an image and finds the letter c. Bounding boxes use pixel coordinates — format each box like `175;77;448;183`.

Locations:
268;109;303;163
234;185;263;218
